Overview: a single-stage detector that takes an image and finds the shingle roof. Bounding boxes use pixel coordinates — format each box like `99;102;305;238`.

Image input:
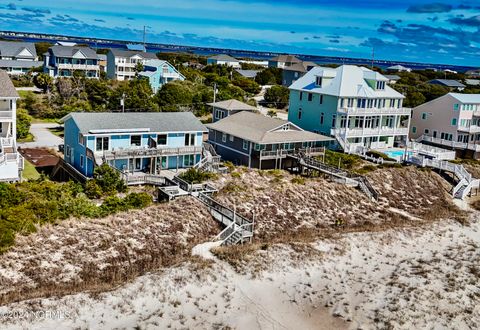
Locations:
110;49;157;59
283;61;318;73
0;70;19;98
207;99;257;111
0;41;37;59
449;93;480;103
290;65;404;98
384;74;401;80
269;55;302;64
0;59;43;69
206;111;333;144
429;79;465;88
208;54;238;62
61;112;207;134
49;45;98;59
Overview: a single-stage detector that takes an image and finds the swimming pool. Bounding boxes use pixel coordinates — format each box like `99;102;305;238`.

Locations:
383;149;411;160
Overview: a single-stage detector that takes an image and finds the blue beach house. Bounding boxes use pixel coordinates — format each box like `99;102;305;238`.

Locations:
139;60;185;93
61;112;207;177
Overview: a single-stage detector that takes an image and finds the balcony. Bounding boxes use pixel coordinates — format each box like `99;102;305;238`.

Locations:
259;147;325;160
57;63;99;71
418;135;480;152
337;107;412;116
458;125;480;134
331;127;409;138
100;145;203;161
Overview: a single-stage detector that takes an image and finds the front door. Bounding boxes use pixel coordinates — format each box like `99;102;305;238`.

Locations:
129;158;142;172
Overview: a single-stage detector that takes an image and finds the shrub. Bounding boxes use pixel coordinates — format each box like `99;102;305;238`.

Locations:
231;172;241;178
291;176;306;185
124;193;152;209
178;168;216;184
91;164;127;195
85;180;103;199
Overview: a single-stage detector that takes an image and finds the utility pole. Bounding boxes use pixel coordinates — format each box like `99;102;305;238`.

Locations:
121;93;125;112
213;83;217;103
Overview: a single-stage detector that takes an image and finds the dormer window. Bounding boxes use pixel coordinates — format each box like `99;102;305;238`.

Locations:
376;81;385;90
315;76;323;87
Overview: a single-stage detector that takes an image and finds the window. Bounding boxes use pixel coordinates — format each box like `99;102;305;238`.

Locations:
222;133;227;143
412;127;417;134
185;133;195;146
130;135;142;146
299;92;303;101
308;93;313;102
78;133;85;146
320;95;324;105
424;129;430;134
454;104;459;111
332;114;336;127
65;145;71;157
298;108;302;120
421;113;427;120
376;81;385;90
80;155;84;168
229;135;234;142
157;134;167;145
315;76;322;86
451;118;457;126
183;154;195;167
243;140;249;150
96;137;109;151
433;131;437;138
320;112;324;125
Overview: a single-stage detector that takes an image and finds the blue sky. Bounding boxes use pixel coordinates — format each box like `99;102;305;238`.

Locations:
1;0;480;66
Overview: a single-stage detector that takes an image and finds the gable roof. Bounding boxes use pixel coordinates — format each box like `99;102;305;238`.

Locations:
0;70;19;98
0;41;37;59
289;65;404;98
384;74;401;80
110;49;157;59
269;55;301;64
49;45;98;59
0;59;43;69
206;111;333;144
208;54;238;62
429;79;465;88
449;93;480;103
207;99;257;111
61;112;207;134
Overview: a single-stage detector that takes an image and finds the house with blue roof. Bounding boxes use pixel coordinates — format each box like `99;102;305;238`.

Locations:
139;60;185;93
288;65;411;153
60;112;207;177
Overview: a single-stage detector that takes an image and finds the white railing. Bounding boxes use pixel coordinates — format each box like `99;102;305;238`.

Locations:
337;107;412;116
418;135;480;152
102;146;203;160
0;111;13;119
259;147;325;159
0;152;23;167
408;142;456;161
58;63;99;70
0;137;13;147
458;125;480;134
331;127;409;138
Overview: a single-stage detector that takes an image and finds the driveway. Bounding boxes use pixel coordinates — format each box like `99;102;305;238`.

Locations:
19;123;64;149
253;86;289;120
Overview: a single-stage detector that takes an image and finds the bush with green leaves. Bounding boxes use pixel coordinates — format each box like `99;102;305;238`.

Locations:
91;164;127;196
0;178;152;253
178;168;217;184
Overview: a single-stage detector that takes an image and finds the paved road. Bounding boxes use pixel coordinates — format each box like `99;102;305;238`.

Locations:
19;123;64;149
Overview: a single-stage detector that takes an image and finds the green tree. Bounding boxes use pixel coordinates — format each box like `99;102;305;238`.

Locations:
264;85;289;108
255;68;283;85
16;108;32;139
33;73;53;93
135;62;145;75
91;164;127;196
232;77;261;94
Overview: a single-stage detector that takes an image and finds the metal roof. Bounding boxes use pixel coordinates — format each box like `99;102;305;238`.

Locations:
269;55;302;64
206;111;333;144
449;93;480;103
0;70;19;98
429;79;465;88
207;99;257;112
110;49;157;59
49;45;98;59
235;69;260;78
0;41;37;59
61;112;207;134
290;65;404;98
